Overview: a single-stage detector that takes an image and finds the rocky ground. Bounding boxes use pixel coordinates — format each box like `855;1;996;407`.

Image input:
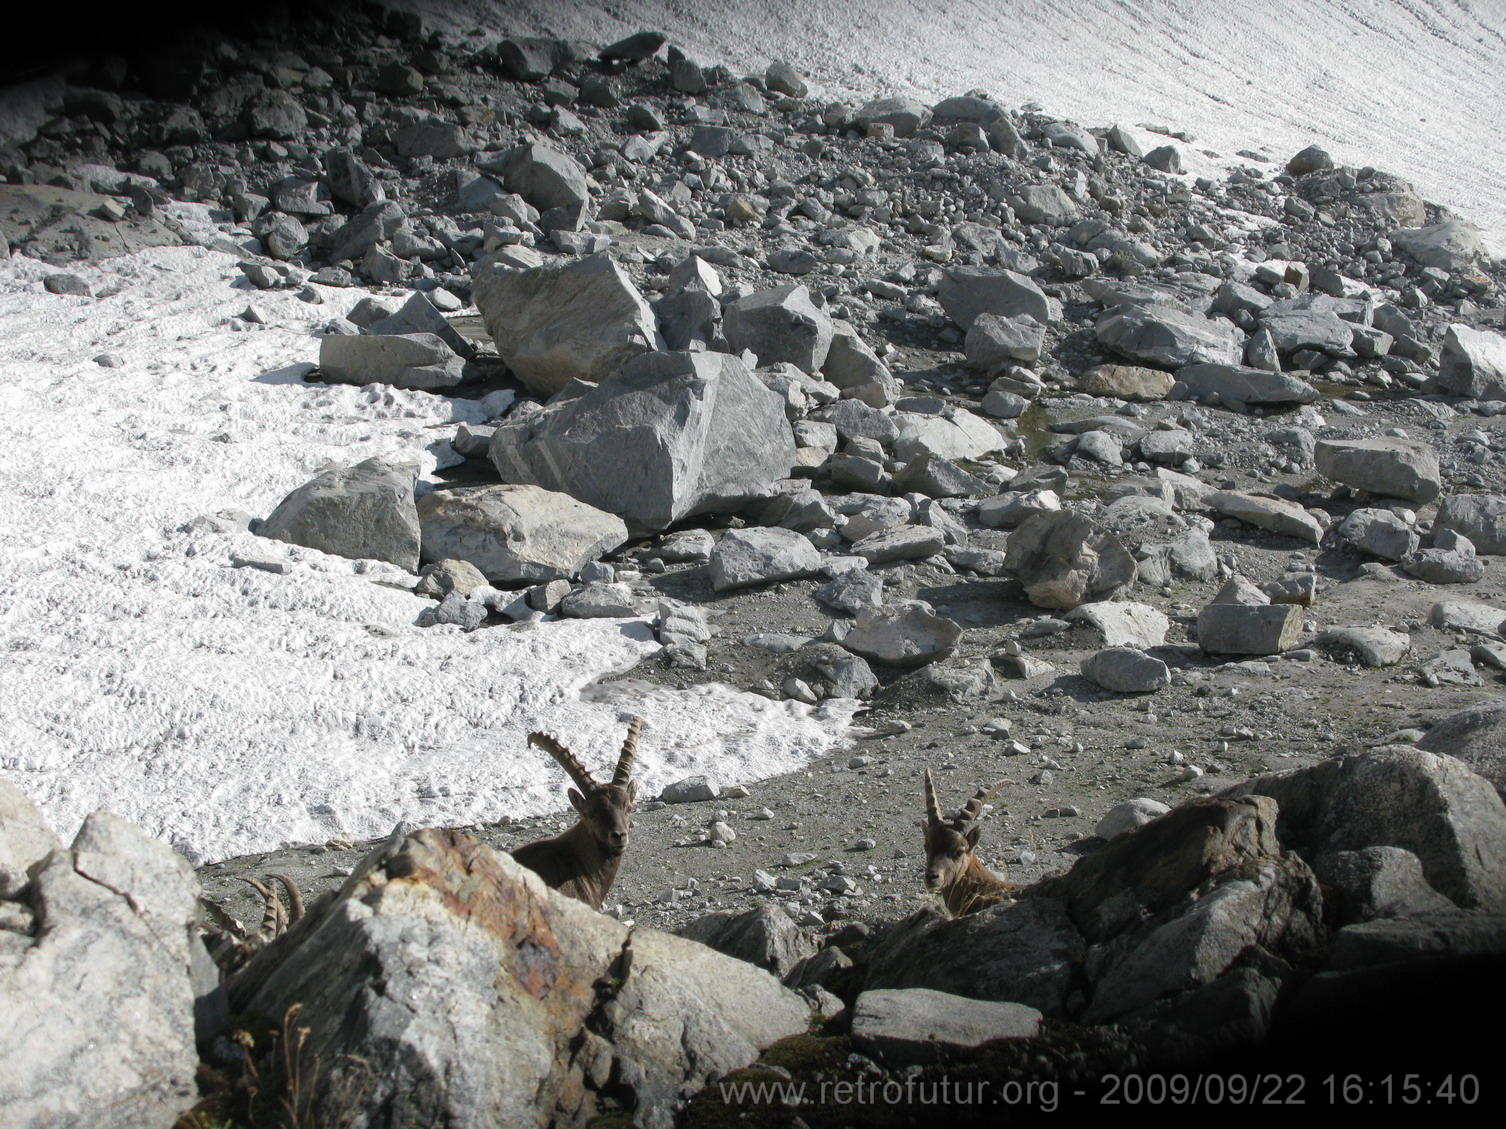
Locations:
5;3;1506;1125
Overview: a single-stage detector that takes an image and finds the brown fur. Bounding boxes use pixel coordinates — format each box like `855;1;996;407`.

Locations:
922;768;1014;918
510;719;642;909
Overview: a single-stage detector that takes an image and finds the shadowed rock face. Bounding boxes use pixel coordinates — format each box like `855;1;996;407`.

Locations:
228;827;811;1129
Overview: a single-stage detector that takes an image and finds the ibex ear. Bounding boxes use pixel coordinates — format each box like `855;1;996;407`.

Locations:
568;788;588;814
965;825;982;849
625;779;639;804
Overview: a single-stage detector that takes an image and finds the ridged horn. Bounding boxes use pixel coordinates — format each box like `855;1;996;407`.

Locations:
923;767;945;828
956;780;1010;829
529;731;598;792
269;873;305;924
612;717;642;787
236;875;285;939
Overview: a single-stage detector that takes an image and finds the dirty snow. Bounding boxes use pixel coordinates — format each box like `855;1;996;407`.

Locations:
395;0;1506;254
0;209;856;863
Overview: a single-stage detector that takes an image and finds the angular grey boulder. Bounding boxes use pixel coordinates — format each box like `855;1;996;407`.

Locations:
1315;438;1441;503
1003;511;1137;610
722;284;833;372
416;484;628;583
1196;603;1303;655
325;199;405;264
1205;490;1323;545
1390;220;1485;272
851;988;1041;1065
1174;363;1318;408
964;312;1045;369
710;527;821;591
0;801;199;1129
1335;508;1419;560
1223;746;1506;912
472;253;659;395
820;324;901;406
490;351;795;535
840;600;963;668
936;267;1051;331
854;97;932;137
319;331;466;390
366;290;474;358
1416;697;1506;800
1436;494;1506;555
676;906;817;979
862;899;1086;1018
1096;305;1243;369
1080;647;1170;693
1435;323;1506;400
259;457;421;571
1316;626;1410;667
492;141;589;212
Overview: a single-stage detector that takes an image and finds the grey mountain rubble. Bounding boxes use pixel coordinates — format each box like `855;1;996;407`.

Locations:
4;2;1506;1124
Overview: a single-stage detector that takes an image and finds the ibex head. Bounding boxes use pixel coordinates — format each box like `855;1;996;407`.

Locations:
922;768;1011;913
528;717;641;857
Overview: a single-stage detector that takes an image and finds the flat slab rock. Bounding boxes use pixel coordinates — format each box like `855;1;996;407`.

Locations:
710;527;821;592
840;600;963;668
851;988;1041;1065
417;484;628;584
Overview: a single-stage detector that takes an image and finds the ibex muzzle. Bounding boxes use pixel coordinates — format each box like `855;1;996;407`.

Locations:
922;768;1014;917
511;717;642;909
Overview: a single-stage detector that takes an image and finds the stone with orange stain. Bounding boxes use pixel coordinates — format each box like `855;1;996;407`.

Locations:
229;826;809;1129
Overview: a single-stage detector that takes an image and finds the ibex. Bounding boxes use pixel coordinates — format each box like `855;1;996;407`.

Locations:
922;768;1014;917
511;717;642;909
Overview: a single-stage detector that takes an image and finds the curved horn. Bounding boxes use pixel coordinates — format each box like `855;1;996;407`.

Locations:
268;873;305;925
956;780;1010;828
236;876;285;940
529;731;597;792
923;767;945;828
612;717;642;787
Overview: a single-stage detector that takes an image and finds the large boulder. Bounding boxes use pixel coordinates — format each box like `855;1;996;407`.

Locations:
709;527;821;591
472;253;659;395
1205;490;1324;544
722;284;833;372
676;906;817;979
891;409;1003;462
1003;511;1137;609
851;989;1041;1065
1196;603;1304;655
936;267;1051;331
491;142;590;212
1315;438;1441;503
1416;698;1506;801
1174;363;1319;409
489;351;796;535
319;331;466;390
1223;747;1506;912
1390;220;1486;272
1096;305;1243;369
227;828;811;1129
854;97;932;137
1435;324;1506;400
259;457;422;571
0;798;199;1128
1435;494;1506;555
416;485;628;583
839;600;963;668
